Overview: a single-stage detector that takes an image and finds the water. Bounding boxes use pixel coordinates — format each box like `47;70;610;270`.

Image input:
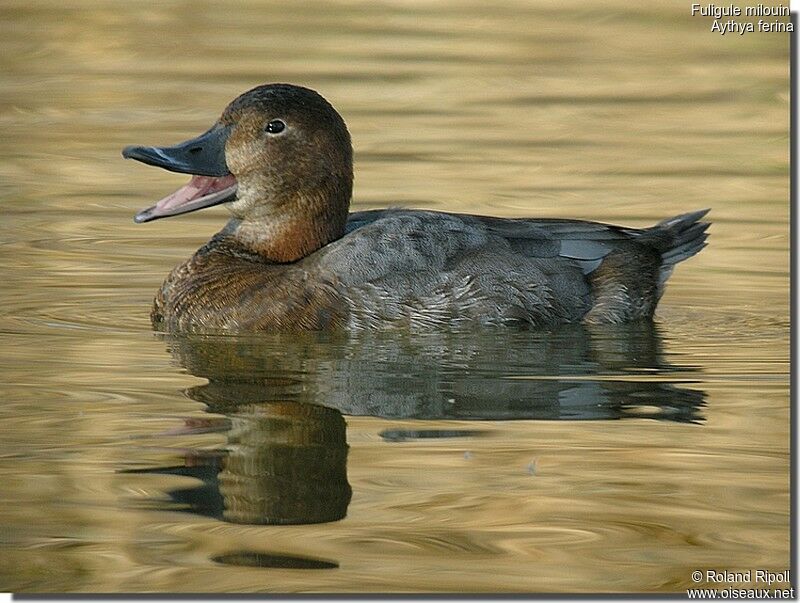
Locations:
0;0;790;594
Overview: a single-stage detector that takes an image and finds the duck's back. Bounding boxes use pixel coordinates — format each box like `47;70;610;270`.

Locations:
309;208;708;329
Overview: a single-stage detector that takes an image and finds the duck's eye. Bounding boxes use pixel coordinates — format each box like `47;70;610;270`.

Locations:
265;120;286;134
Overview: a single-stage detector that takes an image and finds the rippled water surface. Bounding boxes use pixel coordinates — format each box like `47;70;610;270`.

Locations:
0;0;790;594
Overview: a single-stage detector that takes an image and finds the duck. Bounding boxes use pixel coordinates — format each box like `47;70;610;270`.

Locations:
123;83;709;332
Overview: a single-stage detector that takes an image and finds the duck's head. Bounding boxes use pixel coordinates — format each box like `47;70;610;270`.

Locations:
124;84;353;257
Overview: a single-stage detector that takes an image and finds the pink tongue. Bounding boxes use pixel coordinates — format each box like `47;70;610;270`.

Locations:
154;174;237;211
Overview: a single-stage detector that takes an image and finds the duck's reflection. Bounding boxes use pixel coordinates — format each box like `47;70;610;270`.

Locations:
174;322;704;423
130;323;705;527
220;402;350;525
129;400;351;525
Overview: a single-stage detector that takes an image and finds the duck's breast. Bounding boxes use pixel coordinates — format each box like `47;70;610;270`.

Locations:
153;239;347;332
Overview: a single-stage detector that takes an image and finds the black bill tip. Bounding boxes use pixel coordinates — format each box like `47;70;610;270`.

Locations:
133;205;158;223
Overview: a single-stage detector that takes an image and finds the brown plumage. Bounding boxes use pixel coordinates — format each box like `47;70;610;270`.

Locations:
123;84;710;333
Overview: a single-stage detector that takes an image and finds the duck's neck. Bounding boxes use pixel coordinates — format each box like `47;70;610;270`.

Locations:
222;187;350;264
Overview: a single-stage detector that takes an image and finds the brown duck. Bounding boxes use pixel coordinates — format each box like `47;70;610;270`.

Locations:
123;83;709;332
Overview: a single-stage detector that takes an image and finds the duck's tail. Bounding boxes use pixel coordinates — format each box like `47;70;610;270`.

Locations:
635;208;711;291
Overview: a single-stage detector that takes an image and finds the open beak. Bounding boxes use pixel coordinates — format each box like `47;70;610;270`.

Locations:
122;123;238;223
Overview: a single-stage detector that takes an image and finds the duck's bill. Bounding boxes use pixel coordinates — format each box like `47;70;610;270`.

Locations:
123;123;236;223
133;175;237;223
123;124;231;177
